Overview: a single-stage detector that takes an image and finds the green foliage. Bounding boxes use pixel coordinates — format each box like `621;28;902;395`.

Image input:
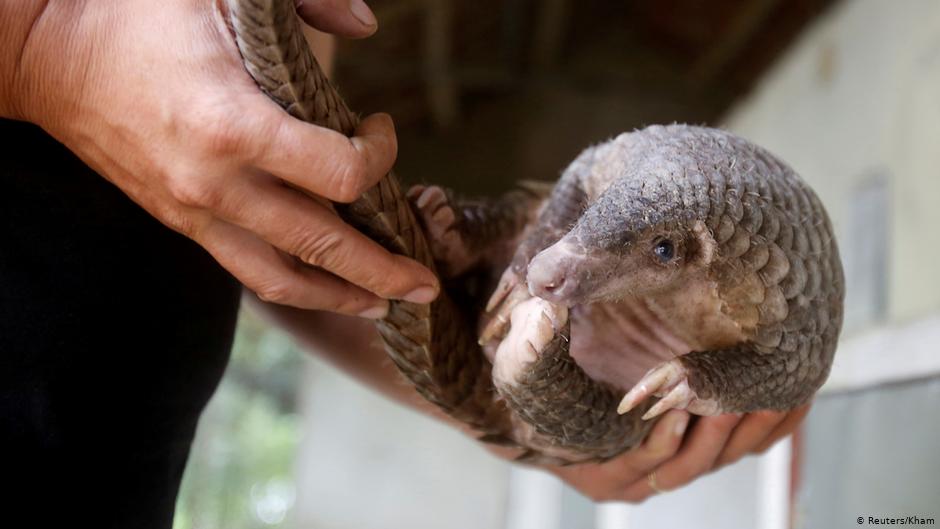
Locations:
174;311;302;529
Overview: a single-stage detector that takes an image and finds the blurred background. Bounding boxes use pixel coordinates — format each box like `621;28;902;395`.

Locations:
174;0;940;527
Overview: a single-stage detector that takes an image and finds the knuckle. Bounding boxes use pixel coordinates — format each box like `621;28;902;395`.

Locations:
326;299;354;314
181;97;258;158
331;155;368;203
640;443;671;462
632;443;673;468
197;118;246;158
255;282;294;305
293;230;345;268
162;207;200;238
167;171;220;209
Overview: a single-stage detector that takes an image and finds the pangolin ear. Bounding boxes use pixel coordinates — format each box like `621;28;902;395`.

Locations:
689;220;718;267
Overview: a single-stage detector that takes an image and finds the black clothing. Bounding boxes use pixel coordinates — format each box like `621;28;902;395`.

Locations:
0;120;241;528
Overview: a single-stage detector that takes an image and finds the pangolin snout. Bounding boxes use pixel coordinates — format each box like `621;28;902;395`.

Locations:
527;242;585;305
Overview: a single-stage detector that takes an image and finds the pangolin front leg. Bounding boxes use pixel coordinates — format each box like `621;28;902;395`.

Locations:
481;145;599;343
492;297;653;461
617;357;723;419
619;329;837;419
408;183;548;278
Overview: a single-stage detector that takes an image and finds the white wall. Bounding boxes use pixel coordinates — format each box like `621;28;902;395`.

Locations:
292;2;940;528
724;2;940;527
622;2;940;527
293;355;511;529
724;0;940;325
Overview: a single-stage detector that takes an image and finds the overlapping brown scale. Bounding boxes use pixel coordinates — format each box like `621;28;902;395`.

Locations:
231;0;845;462
742;243;771;272
779;257;808;299
230;0;515;445
724;225;752;258
715;214;737;244
758;287;789;325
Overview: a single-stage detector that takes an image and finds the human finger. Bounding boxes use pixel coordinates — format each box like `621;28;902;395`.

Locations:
614;411;690;479
552;411;688;502
250;111;397;204
197;218;391;315
715;410;789;467
753;404;811;454
620;414;742;502
199;174;438;302
296;0;379;39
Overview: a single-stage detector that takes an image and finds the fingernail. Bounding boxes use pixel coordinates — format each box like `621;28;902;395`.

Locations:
349;0;377;28
673;413;690;437
403;285;438;304
358;303;388;319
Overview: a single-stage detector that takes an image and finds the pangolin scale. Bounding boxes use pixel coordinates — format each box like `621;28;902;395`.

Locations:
227;0;845;464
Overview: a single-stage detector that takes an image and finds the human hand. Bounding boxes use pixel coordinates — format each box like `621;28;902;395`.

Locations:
258;301;810;504
548;404;810;502
6;0;437;316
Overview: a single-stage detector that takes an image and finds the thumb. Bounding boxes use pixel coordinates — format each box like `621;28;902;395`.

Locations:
296;0;378;39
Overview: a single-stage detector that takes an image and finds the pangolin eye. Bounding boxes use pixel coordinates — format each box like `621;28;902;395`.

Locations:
653;239;675;262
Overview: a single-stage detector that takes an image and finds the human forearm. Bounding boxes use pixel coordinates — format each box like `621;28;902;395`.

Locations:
259;295;808;501
251;296;533;466
1;0;437;316
249;297;446;413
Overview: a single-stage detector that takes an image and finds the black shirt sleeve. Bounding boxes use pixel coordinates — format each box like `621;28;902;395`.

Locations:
0;119;241;528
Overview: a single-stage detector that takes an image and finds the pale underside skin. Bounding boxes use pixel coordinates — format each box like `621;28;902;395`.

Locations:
490;132;773;423
409;123;842;459
230;0;841;462
486;290;732;410
422;178;743;450
487;298;686;393
484;291;729;460
478;174;746;433
479;275;741;456
489;297;573;459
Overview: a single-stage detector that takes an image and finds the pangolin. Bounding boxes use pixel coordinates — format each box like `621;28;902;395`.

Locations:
227;0;845;464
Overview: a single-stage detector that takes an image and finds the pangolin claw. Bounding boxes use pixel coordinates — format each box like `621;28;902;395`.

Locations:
641;380;695;420
618;358;722;419
480;277;530;345
486;267;521;313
